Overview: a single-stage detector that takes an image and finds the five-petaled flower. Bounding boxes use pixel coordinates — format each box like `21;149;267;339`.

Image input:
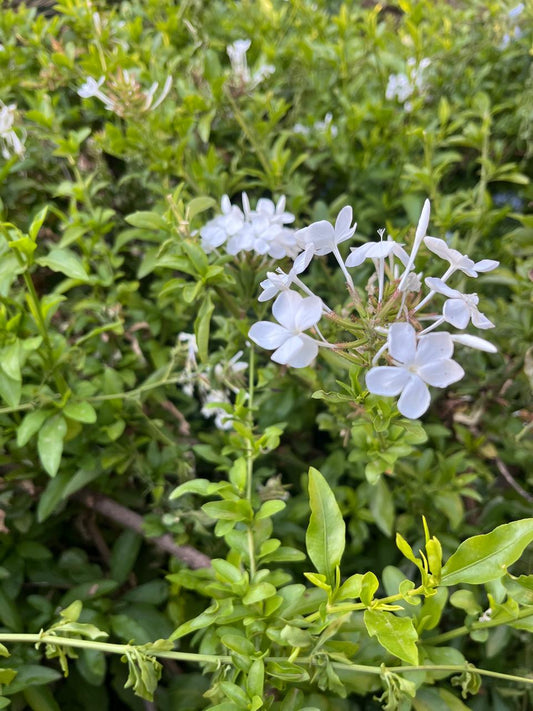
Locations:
248;291;323;368
425;277;494;329
365;322;465;418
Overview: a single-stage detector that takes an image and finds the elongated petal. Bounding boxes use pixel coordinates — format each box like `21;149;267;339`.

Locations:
388;323;417;364
397;375;431;418
366;366;410;396
294;296;323;331
346;244;371;267
272;335;318;367
451;334;497;352
416;331;454;363
414;199;430;245
443;299;471;329
425;276;461;298
248;322;288;350
307;220;335;253
418;358;464;387
293;245;314;274
335;205;354;236
474;259;499;273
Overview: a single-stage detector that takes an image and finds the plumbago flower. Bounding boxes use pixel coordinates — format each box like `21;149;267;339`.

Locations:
249;291;323;367
200;193;298;259
0;101;25;159
366;323;464;419
248;198;499;418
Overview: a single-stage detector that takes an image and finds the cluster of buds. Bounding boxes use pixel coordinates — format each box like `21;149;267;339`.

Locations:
78;71;172;117
248;200;498;419
200;193;298;259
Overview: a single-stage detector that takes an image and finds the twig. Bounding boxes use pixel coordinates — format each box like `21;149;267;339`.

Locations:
73;490;211;569
495;457;533;504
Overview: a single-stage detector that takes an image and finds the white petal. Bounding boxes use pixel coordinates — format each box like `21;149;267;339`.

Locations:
346;244;371;267
334;206;353;236
424;236;451;260
425;276;460;298
418;358;464;387
248;322;288;350
397;375;431;419
416;331;454;363
471;310;494;329
307;220;335;254
294;296;323;331
451;334;498;353
272;335;318;367
443;299;471;329
293;245;314;274
414;199;430;244
388;323;417;364
366;366;410;396
272;291;299;329
474;259;499;273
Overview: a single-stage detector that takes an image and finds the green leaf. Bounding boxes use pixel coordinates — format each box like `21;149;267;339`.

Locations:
187;196;216;221
125;211;167;230
243;582;277;605
194;293;214;362
3;665;61;694
202;499;252;522
441;519;533;586
364;609;419;665
110;530;143;585
28;206;48;241
63;401;97;424
0;371;21;408
306;467;345;587
17;409;49;447
369;477;394;536
37;415;67;477
256;500;286;519
37;248;89;281
0;341;21;381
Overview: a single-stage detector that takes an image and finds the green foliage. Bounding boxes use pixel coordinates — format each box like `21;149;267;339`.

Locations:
0;0;531;708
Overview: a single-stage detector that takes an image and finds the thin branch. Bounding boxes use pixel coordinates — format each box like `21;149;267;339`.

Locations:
73;490;211;569
495;457;533;504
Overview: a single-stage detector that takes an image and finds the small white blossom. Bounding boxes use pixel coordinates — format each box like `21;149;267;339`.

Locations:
249;291;323;368
366;323;465;419
201;390;233;430
424;236;499;279
0;102;26;159
258;246;314;302
227;39;274;89
200;195;244;253
296;206;356;256
478;607;492;623
425;277;494;329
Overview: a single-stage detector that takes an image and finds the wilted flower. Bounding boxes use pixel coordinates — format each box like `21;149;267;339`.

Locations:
227;39;274;89
366;323;465;418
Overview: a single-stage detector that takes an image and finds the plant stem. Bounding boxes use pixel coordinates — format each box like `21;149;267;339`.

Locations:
246;345;256;580
424;607;533;645
3;635;531;688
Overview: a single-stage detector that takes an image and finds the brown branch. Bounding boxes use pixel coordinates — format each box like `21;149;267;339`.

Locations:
495;458;533;505
73;490;211;569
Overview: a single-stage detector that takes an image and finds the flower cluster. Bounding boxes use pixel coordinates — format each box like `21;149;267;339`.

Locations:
200;193;298;259
0;101;25;160
294;112;339;138
500;3;524;48
177;333;247;431
226;39;275;91
249;200;498;419
386;58;431;112
78;71;172;117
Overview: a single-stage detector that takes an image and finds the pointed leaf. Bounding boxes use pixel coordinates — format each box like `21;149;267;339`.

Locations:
37;414;67;477
306;467;345;586
37;248;88;281
441;519;533;586
364;609;419;664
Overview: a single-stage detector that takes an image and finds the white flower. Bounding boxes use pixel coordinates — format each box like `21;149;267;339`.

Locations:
425;277;494;329
254;195;294;226
0;102;25;159
296;206;356;256
249;291;323;368
347;232;410;302
258;246;314;302
201;390;233;430
77;76;115;110
200;195;244;253
424;237;499;278
366;322;465;418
